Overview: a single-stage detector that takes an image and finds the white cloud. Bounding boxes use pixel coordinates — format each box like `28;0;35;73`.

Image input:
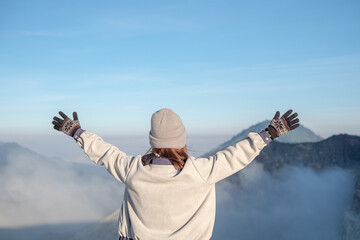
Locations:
213;162;355;240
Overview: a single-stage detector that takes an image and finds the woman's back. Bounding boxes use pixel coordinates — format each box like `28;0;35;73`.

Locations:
76;130;266;239
121;156;216;239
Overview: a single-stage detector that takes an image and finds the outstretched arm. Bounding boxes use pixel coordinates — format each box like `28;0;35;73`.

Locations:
52;111;135;183
192;110;300;184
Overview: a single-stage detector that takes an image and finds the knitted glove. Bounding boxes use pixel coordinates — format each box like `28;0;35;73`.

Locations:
52;111;81;137
267;110;299;140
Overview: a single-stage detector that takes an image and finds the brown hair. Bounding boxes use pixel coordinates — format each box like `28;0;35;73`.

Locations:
152;146;188;171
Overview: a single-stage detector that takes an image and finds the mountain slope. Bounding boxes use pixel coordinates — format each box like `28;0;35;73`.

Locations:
239;134;360;240
71;209;120;240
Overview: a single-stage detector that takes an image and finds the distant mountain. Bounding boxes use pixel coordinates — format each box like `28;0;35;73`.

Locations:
0;142;108;179
256;134;360;171
202;120;323;157
218;134;360;194
0;142;49;170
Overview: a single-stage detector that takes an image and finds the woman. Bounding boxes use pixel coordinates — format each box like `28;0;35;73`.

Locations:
52;108;299;240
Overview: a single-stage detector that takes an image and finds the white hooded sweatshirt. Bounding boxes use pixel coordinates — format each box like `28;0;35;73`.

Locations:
76;131;267;240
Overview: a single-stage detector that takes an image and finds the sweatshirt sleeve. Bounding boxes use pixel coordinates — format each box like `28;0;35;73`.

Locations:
75;131;136;183
190;132;267;185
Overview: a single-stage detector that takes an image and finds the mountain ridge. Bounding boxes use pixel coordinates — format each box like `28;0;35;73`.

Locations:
202;120;323;157
256;133;360;171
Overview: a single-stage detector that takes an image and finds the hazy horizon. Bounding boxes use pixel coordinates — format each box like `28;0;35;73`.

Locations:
0;120;357;164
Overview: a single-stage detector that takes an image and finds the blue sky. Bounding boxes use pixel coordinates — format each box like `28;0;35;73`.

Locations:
0;0;359;137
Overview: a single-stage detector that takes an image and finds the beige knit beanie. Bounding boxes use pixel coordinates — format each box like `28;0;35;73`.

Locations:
149;108;186;149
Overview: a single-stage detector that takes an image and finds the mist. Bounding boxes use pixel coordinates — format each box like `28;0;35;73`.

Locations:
213;162;355;240
0;134;230;228
0;146;124;228
0;138;356;240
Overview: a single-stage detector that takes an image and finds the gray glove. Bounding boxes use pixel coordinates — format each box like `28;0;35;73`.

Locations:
267;110;299;139
52;111;81;137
